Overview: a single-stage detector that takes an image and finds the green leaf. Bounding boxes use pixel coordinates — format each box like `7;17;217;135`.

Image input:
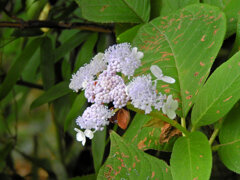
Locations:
92;128;106;173
124;113;175;151
79;0;150;23
159;0;199;16
74;33;98;71
30;81;72;109
170;132;212;180
54;31;90;63
40;36;55;90
203;0;240;38
218;105;240;173
230;13;240;57
117;24;143;44
64;92;87;131
98;131;172;180
0;38;42;101
133;4;226;117
191;51;240;127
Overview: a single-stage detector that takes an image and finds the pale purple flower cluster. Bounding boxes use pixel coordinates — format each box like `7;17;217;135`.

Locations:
69;43;177;145
126;75;166;114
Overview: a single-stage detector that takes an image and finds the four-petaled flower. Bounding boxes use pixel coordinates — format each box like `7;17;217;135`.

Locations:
162;95;178;119
74;128;94;146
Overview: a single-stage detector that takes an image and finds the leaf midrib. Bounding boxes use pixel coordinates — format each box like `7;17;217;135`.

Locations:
122;0;145;23
193;66;240;126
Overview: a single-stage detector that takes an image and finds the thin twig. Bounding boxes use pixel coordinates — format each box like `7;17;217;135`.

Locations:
0;20;113;33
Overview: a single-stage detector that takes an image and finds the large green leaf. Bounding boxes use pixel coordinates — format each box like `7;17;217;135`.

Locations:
40;36;55;90
159;0;199;16
170;132;212;180
203;0;240;37
0;38;42;101
79;0;150;23
124;113;175;151
92;128;106;173
218;105;240;173
133;4;226;117
98;131;172;179
30;81;72;109
191;51;240;127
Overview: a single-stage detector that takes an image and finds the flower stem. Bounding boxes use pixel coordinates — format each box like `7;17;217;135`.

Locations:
181;117;186;136
209;119;223;145
127;104;190;136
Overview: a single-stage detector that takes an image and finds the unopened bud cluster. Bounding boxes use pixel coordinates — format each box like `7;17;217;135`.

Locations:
69;43;178;145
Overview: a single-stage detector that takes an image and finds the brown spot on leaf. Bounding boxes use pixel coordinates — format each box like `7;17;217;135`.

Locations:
133;162;136;168
121;152;129;158
193;177;199;180
189;101;192;106
213;28;219;35
134;156;140;162
161;84;169;88
194;72;199;76
100;5;110;12
166;168;168;173
230;17;234;22
201;35;206;41
208;41;215;48
159;122;181;144
164;88;170;93
138;137;147;150
238;62;240;66
200;62;205;66
223;96;232;102
104;164;113;179
151;171;155;178
200;155;203;158
186;95;192;100
185;90;189;94
196;166;199;170
216;110;220;114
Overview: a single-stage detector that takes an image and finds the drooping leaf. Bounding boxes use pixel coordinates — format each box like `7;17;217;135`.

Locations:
40;36;55;90
133;4;226;117
64;92;87;131
230;13;240;57
218;105;240;173
203;0;240;37
124;113;175;151
92;128;106;173
30;81;72;109
0;38;42;101
159;0;199;16
170;131;212;180
74;33;98;71
117;24;143;43
98;131;172;180
191;51;240;127
79;0;150;23
54;31;90;63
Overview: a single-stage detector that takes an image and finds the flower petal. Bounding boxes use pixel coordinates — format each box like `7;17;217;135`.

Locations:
167;110;176;119
150;65;163;79
84;129;94;139
171;99;178;110
160;76;175;84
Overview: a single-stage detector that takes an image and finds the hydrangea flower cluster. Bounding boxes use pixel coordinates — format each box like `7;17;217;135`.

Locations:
69;43;178;145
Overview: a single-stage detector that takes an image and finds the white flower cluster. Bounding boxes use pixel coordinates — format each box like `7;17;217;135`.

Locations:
69;43;178;145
